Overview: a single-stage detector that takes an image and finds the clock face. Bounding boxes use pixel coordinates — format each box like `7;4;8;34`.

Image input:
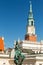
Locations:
27;26;35;34
31;27;35;34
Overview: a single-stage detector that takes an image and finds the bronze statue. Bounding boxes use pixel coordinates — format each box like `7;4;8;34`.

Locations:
14;41;25;65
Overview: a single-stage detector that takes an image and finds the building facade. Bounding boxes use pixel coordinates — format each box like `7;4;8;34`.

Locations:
0;1;43;65
16;1;43;65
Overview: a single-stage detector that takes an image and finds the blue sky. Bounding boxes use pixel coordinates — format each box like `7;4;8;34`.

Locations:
0;0;43;48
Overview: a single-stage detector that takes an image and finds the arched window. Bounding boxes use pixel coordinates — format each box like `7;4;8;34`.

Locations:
3;63;5;65
31;21;33;26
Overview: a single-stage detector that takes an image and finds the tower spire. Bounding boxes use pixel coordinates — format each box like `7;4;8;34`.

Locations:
30;1;32;13
25;1;37;42
28;1;33;19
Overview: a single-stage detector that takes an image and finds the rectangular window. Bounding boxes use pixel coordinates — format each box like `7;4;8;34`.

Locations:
30;64;32;65
39;64;42;65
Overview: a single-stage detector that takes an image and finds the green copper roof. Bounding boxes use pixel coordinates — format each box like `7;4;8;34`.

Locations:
27;1;34;26
28;1;33;19
30;1;32;13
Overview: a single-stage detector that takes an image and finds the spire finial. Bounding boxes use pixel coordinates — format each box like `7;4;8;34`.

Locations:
29;1;31;4
29;1;32;12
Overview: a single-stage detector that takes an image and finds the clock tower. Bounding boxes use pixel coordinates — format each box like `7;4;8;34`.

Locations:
25;1;37;42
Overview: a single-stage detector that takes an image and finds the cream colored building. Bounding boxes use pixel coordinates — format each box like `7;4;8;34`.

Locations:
0;52;14;65
0;1;43;65
14;1;43;65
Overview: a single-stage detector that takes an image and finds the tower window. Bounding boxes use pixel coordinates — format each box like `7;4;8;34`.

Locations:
39;64;42;65
31;21;33;26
